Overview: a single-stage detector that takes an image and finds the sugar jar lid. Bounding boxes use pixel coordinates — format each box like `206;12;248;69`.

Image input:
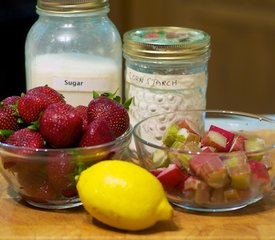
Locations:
123;26;210;60
37;0;109;13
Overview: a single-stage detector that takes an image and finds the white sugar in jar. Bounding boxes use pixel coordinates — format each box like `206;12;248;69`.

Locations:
25;0;122;106
28;53;120;106
123;27;211;128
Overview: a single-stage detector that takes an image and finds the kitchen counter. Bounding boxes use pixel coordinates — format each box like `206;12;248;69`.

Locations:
1;121;275;240
1;173;275;240
0;170;275;240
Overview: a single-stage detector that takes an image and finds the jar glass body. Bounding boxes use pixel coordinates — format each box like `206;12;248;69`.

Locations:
25;8;122;106
124;54;209;127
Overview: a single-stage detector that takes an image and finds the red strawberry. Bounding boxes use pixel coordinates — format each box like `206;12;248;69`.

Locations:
17;93;52;124
26;85;65;104
4;128;52;203
75;105;89;132
0;106;20;131
79;118;116;147
87;96;130;138
47;153;77;198
1;95;20;107
39;102;83;148
17;164;55;203
17;86;65;124
20;182;55;203
3;128;45;169
5;128;44;158
5;128;45;148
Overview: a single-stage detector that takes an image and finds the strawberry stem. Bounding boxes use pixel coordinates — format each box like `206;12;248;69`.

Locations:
27;117;40;131
92;89;133;110
92;91;100;99
0;129;14;140
123;97;133;111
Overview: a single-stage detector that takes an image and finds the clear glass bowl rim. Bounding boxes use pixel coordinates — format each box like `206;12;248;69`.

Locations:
0;125;133;153
133;109;275;155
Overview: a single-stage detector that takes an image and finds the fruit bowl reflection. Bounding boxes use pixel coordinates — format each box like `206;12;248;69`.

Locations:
0;126;132;210
133;110;275;212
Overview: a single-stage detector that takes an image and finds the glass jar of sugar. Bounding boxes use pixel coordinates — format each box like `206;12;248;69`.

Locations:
25;0;122;106
123;26;210;127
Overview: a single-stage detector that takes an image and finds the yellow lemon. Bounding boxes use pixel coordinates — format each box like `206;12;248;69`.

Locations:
76;160;173;231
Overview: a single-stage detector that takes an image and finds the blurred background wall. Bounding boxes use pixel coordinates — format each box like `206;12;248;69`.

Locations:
109;0;275;114
1;0;274;114
0;1;37;98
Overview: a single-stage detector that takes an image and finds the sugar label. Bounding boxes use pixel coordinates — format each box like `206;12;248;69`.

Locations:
52;77;111;92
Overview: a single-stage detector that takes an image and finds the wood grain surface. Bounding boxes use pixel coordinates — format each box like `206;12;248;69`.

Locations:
1;130;275;240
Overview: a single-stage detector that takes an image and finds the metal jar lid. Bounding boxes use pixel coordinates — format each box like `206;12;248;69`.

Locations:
37;0;109;13
123;26;210;60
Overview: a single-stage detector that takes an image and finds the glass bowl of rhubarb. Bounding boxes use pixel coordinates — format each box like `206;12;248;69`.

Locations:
0;127;132;210
133;110;275;212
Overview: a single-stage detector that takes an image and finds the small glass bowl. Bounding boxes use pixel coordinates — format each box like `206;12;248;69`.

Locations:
0;127;132;210
133;110;275;212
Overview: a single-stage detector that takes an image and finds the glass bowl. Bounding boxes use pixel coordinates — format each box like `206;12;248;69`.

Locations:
133;110;275;212
0;126;132;210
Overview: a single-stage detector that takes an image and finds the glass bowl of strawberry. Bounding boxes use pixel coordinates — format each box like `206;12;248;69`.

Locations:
133;110;275;212
0;86;133;209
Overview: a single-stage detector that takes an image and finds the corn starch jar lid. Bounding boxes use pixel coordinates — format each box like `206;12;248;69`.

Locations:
123;26;210;61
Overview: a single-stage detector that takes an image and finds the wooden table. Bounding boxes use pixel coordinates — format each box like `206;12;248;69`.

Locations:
0;169;275;240
1;174;275;240
1;129;275;240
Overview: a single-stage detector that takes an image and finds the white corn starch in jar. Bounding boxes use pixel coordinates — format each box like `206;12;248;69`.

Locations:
123;27;211;134
126;68;207;125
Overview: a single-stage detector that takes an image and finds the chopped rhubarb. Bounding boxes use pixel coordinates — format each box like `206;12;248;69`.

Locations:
248;159;270;186
201;125;235;152
169;141;201;171
183;176;201;190
152;149;169;168
224;188;240;201
189;154;228;188
194;181;210;204
230;134;247;152
245;138;265;160
158;120;273;207
162;123;179;147
224;154;251;190
149;168;164;177
202;146;216;152
224;154;247;168
211;188;224;203
189;154;208;175
227;164;251;190
157;164;189;190
178;119;200;135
